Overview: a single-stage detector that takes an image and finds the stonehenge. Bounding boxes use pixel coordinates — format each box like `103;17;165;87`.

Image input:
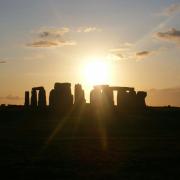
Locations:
25;83;147;111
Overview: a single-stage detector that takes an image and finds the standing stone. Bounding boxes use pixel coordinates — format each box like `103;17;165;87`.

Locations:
31;89;37;107
74;84;86;105
49;82;73;112
136;91;147;108
38;87;46;107
24;91;29;106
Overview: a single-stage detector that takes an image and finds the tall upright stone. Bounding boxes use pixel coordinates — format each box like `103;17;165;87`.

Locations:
90;85;114;116
74;84;86;106
38;87;46;107
24;91;29;106
101;85;114;107
49;89;55;108
90;86;102;107
128;90;137;108
31;89;37;107
49;82;73;112
117;89;127;108
136;91;147;108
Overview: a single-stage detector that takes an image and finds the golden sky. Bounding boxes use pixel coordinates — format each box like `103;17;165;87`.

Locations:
0;0;180;106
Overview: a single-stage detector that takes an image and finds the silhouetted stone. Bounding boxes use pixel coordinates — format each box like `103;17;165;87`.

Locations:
74;84;86;105
38;87;46;107
90;85;147;111
136;91;147;108
31;87;47;108
117;88;147;110
27;83;146;113
24;91;29;106
117;89;137;109
49;82;73;113
49;89;55;108
31;89;37;107
90;86;102;107
101;85;114;107
117;89;129;108
90;85;114;115
128;90;137;108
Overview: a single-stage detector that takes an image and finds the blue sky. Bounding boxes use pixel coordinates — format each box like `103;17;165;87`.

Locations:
0;0;180;105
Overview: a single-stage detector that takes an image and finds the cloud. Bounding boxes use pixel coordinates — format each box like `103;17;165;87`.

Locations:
161;3;180;16
0;57;8;63
27;40;76;48
108;49;156;61
0;95;22;100
136;51;152;58
39;27;70;38
156;28;180;43
27;40;58;47
77;27;101;33
27;27;76;48
27;26;102;48
106;53;124;61
107;43;134;61
0;60;6;63
6;95;21;100
109;47;130;52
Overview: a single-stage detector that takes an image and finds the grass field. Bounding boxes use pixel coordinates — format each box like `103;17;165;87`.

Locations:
0;108;180;179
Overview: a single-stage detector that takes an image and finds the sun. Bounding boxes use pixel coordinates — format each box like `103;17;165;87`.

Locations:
83;58;110;86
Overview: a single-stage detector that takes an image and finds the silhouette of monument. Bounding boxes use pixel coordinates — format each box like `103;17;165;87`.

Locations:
24;91;29;106
49;83;73;112
116;87;136;109
90;85;114;108
136;91;147;108
31;89;37;107
30;87;46;107
90;85;114;117
25;82;147;113
74;84;86;106
90;85;147;110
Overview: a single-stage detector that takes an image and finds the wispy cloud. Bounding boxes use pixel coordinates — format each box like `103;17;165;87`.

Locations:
0;60;6;64
108;45;158;61
160;3;180;16
106;53;124;61
27;26;102;48
38;27;70;38
156;28;180;44
108;42;154;61
27;40;58;48
0;58;8;63
109;43;132;53
27;40;76;48
0;95;22;100
107;43;134;61
135;47;167;60
77;27;101;33
27;27;76;48
136;51;153;59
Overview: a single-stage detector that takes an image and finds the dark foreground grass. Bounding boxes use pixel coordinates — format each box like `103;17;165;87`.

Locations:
0;109;180;179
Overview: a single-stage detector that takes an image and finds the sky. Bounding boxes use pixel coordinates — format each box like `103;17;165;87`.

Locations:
0;0;180;106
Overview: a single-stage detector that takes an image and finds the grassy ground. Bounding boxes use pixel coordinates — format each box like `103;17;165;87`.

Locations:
0;108;180;179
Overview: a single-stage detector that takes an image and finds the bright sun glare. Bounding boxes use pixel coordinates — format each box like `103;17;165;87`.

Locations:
84;58;109;86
